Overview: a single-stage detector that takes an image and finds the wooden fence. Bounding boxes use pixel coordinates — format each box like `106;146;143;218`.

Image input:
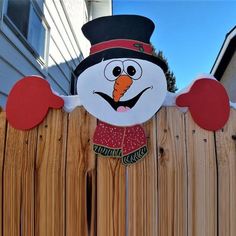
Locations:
0;107;236;236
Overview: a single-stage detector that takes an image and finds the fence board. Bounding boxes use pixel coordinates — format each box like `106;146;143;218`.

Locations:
186;112;217;236
97;158;126;236
3;127;22;236
127;117;158;236
35;109;67;236
0;111;6;236
156;107;187;236
66;108;96;236
3;123;37;236
0;107;236;235
215;109;236;236
20;129;37;236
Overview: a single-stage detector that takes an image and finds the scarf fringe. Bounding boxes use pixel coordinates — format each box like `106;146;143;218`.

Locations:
93;144;148;165
93;144;122;157
122;146;148;165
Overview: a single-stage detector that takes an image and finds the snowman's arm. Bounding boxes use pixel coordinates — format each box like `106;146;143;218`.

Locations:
163;74;217;110
162;91;176;106
230;101;236;110
59;95;82;112
51;89;82;112
163;91;188;112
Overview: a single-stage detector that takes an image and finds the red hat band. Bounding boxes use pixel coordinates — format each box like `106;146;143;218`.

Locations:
90;39;153;56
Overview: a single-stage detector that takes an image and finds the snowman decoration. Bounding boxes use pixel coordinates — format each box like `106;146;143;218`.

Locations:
6;15;231;165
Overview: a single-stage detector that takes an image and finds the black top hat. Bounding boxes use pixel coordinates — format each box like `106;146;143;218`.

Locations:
74;15;167;77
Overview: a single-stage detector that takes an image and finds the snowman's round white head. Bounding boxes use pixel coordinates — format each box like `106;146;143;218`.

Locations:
75;15;168;126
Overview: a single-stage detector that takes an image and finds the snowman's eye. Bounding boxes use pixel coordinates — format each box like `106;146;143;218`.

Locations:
104;60;123;81
124;60;142;80
127;66;136;76
113;66;122;77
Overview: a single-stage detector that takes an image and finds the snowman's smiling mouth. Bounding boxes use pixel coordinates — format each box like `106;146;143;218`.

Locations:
94;87;152;112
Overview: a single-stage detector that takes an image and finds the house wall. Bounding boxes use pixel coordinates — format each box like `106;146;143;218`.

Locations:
0;0;111;108
220;51;236;102
89;0;112;20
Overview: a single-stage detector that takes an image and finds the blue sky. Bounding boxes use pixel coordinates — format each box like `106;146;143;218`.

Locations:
113;0;236;90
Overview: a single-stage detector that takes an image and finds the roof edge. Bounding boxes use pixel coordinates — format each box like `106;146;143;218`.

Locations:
211;26;236;79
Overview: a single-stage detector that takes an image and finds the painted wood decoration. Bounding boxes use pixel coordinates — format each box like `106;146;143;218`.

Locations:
5;15;232;165
6;76;64;130
176;78;230;131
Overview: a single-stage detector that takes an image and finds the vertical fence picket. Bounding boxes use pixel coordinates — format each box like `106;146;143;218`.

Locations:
66;108;96;236
97;158;126;236
156;107;187;236
35;109;67;236
215;109;236;236
3;123;37;236
127;116;158;236
0;112;7;236
20;129;37;236
185;111;217;236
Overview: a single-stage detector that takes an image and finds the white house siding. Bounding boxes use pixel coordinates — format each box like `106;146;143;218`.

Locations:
61;0;90;57
0;0;111;108
219;51;236;102
89;0;112;20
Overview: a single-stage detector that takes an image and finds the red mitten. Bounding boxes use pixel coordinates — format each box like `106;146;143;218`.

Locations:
6;76;64;130
176;78;230;131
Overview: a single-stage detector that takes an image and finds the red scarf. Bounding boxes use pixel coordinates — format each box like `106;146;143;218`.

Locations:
93;121;147;165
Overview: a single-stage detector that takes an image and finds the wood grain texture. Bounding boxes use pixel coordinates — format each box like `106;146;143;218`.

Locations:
215;109;236;236
97;158;126;236
66;108;96;236
185;111;217;236
156;107;187;236
35;109;67;236
0;111;6;236
20;128;37;236
127;117;158;236
3;123;37;236
0;107;236;236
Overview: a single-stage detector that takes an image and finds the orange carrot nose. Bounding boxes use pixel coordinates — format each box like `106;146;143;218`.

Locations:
113;75;133;102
